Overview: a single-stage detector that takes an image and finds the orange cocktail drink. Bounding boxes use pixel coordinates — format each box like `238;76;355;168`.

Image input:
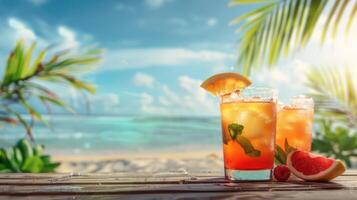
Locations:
220;88;277;181
276;96;314;151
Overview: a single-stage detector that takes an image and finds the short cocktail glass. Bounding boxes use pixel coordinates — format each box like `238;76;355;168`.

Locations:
276;96;314;151
220;87;277;181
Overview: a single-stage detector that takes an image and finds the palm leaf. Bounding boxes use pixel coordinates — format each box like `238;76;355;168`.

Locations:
2;41;22;86
305;66;357;127
333;0;350;37
0;116;18;124
21;43;36;78
18;93;42;121
2;107;33;140
38;95;65;107
0;41;102;139
44;57;101;72
25;83;57;98
28;49;46;76
38;95;74;114
346;2;357;32
39;72;96;94
231;0;357;75
13;41;26;80
321;0;343;42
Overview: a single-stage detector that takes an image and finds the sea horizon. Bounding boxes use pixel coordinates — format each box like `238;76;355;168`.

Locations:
1;115;222;156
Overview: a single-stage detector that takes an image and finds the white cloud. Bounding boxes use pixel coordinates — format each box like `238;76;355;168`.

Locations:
251;59;311;102
27;0;48;6
138;76;218;116
0;17;89;74
8;18;36;41
89;93;120;114
161;85;181;105
57;26;80;49
103;48;235;70
144;0;173;9
133;72;155;88
178;76;216;112
269;68;289;84
140;92;168;114
0;17;84;53
207;18;218;27
65;89;120;115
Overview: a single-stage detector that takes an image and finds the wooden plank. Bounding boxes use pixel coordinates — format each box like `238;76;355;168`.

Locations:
0;171;355;185
0;170;355;179
0;179;355;195
0;176;357;185
1;190;356;200
0;170;354;179
0;170;355;181
0;171;355;198
0;171;220;179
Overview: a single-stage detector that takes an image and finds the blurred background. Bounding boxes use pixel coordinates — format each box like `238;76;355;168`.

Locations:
0;0;356;173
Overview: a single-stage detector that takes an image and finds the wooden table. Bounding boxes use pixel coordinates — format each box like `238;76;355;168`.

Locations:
0;170;356;199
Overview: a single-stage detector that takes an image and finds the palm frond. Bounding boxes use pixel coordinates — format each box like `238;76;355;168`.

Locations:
1;106;33;140
305;66;357;128
0;40;102;139
231;0;357;75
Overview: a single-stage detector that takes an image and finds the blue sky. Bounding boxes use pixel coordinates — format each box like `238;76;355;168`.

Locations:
0;0;356;116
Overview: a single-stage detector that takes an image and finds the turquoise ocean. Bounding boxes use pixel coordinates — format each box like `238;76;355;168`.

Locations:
0;116;222;156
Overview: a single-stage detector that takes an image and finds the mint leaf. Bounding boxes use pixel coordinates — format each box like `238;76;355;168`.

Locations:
236;135;261;157
228;123;244;140
275;144;287;165
284;138;297;154
228;123;261;157
274;139;297;165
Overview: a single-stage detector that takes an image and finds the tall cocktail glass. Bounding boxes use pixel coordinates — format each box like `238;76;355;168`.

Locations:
276;96;314;151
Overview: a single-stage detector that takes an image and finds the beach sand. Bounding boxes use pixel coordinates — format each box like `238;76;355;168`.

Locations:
54;151;224;173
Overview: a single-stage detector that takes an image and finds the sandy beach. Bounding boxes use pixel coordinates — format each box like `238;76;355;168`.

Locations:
54;151;224;173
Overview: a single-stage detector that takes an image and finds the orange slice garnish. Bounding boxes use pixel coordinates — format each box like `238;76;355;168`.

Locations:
200;72;251;96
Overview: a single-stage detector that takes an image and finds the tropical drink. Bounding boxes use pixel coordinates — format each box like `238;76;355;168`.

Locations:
220;88;277;181
276;96;314;151
201;73;277;181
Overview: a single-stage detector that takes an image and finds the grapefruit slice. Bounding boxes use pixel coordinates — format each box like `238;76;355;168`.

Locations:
200;72;251;96
287;150;346;181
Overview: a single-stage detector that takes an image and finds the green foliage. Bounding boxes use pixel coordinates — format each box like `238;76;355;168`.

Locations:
0;40;102;139
305;65;357;168
274;138;296;165
313;120;357;167
306;66;357;128
230;0;357;75
0;138;60;173
306;66;357;167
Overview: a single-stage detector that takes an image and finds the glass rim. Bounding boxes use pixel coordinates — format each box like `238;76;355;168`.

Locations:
239;86;278;97
240;86;277;92
279;95;314;109
221;86;277;103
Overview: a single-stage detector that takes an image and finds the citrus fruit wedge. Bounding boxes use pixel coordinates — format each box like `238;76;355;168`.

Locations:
286;150;346;181
200;72;251;96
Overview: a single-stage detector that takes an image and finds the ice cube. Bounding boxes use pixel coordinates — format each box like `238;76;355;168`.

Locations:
237;110;265;139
